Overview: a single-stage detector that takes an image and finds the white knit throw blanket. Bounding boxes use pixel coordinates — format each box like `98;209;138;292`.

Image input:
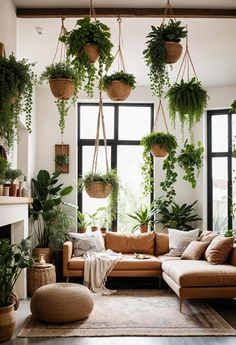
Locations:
83;249;122;295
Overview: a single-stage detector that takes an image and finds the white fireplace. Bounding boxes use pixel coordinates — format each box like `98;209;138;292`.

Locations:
0;196;32;298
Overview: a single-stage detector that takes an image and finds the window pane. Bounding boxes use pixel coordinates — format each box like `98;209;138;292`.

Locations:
232;157;236;230
117;145;149;233
212;157;228;233
211;115;228;152
119;106;151;140
80;105;114;139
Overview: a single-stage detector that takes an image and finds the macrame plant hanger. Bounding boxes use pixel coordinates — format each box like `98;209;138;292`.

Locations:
89;0;97;21
113;16;126;73
151;99;169;157
162;0;176;25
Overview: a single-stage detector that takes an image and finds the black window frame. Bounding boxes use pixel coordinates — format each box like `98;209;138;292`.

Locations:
207;109;233;230
78;102;154;232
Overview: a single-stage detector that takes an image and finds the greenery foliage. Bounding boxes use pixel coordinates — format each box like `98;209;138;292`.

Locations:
78;170;119;222
143;20;187;97
5;168;22;184
224;229;236;238
55;154;69;166
0;54;36;149
177;140;204;188
77;211;90;229
167;77;208;131
0;156;10;184
155;199;201;231
60;17;113;97
0;237;34;307
229;100;236;113
127;204;157;232
102;71;136;90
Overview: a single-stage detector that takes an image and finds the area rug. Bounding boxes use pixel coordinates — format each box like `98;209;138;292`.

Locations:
18;290;236;337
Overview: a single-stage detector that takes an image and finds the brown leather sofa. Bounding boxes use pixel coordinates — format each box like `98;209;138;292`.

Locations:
63;231;236;311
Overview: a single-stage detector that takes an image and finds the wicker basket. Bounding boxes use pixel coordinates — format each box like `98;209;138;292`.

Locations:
150;144;168;158
83;43;99;63
49;78;75;100
86;181;112;198
164;41;183;64
27;265;56;297
107;81;131;101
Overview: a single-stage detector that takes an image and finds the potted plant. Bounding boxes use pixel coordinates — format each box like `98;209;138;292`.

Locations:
78;170;119;221
0;237;34;342
143;19;187;97
29;169;73;262
5;168;22;197
60;17;113;98
177;140;204;188
127;205;157;233
55;154;69;166
0;53;36;149
166;77;209;131
87;208;102;231
77;211;90;233
0;156;9;196
102;71;136;101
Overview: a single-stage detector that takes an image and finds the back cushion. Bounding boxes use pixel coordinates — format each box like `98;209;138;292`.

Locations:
204;236;235;264
155;232;169;255
228;245;236;266
105;232;155;255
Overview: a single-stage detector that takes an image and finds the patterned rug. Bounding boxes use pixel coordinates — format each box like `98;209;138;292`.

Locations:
18;290;236;337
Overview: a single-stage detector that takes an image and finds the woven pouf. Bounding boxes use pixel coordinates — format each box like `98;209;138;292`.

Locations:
30;283;94;323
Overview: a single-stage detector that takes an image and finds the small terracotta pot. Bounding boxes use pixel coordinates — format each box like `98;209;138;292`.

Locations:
83;43;99;63
150;144;168;158
79;227;87;233
5;183;17;197
0;304;16;343
140;224;148;233
100;228;107;234
91;226;98;232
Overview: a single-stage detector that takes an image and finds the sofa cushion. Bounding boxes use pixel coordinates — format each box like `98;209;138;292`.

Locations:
199;230;218;243
229;246;236;266
204;236;235;264
155;232;169;255
71;230;105;257
105;232;155;255
167;228;199;257
162;260;236;287
181;241;209;260
68;257;84;270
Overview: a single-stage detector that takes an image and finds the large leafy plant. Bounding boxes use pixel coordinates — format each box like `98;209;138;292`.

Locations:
0;237;34;307
177;140;204;188
166;77;208;131
0;54;36;149
60;17;113;97
143;20;187;97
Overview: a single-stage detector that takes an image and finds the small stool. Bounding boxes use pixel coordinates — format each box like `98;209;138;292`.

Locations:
30;283;94;323
27;264;56;297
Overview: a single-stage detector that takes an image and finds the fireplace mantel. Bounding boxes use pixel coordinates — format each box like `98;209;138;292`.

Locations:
0;196;32;205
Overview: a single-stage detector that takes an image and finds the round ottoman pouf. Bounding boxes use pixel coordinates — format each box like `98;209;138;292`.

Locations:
30;283;94;323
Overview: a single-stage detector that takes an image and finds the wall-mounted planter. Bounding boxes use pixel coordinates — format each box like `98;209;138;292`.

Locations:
55;144;69;173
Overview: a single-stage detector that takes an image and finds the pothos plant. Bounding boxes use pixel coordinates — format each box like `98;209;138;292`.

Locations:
177;140;204;188
101;71;136;90
60;17;113;98
0;54;36;149
140;132;178;203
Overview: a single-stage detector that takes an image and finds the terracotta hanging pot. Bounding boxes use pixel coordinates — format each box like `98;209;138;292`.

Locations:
106;81;131;101
164;41;183;64
49;78;75;100
140;224;148;233
0;304;16;342
150;144;168;158
86;181;112;198
83;43;99;63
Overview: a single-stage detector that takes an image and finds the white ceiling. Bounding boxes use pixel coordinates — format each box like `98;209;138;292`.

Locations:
15;1;236;89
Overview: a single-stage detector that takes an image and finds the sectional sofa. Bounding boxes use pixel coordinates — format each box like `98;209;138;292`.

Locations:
63;231;236;311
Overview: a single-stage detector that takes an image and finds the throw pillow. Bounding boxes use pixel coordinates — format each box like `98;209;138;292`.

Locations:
181;241;209;260
199;230;218;243
204;235;235;264
167;228;200;257
70;230;105;257
155;232;169;255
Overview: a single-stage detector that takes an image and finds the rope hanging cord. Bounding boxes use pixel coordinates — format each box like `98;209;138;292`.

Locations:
152;99;169;133
91;91;109;173
162;0;176;25
111;16;126;72
52;17;67;64
89;0;97;21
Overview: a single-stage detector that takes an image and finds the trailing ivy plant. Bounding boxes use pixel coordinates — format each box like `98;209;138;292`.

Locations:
143;20;187;98
140;132;178;201
229;100;236;113
101;71;136;90
60;17;113;98
177;140;204;188
166;77;208;132
0;54;36;149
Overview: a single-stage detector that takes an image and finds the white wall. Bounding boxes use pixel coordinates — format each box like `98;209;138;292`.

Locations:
0;0;16;56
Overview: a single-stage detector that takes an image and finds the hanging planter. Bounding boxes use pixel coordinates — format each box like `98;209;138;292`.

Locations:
83;43;100;63
164;41;182;64
49;79;75;100
86;180;113;198
141;132;177;158
102;71;136;101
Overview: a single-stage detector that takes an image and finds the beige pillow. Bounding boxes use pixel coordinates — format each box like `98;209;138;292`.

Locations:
181;241;209;260
199;231;218;243
204;236;235;264
167;228;199;257
155;232;169;255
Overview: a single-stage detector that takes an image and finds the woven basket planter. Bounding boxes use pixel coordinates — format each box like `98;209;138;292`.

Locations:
106;81;131;101
49;78;75;100
164;41;183;64
150;144;168;158
86;181;112;198
0;304;16;343
83;43;99;63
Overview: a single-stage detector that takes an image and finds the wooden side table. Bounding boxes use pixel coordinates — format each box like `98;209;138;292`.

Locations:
27;264;56;297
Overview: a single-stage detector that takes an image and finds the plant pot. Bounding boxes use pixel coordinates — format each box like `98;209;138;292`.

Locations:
150;144;168;158
3;186;10;196
5;183;17;197
86;181;112;199
10;96;17;104
83;43;99;63
0;184;3;196
106;81;131;101
49;78;75;100
100;227;107;234
91;226;98;232
32;247;52;263
79;227;87;233
164;41;183;64
0;304;16;343
140;224;148;233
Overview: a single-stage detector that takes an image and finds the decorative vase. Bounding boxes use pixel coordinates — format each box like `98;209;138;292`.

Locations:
106;81;131;101
150;144;168;158
164;41;182;64
49;78;75;100
85;181;112;199
32;247;52;263
9;183;17;197
140;224;148;233
0;304;16;343
83;43;99;63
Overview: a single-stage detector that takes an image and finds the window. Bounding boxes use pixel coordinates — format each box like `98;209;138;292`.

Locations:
78;103;154;232
207;109;236;233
